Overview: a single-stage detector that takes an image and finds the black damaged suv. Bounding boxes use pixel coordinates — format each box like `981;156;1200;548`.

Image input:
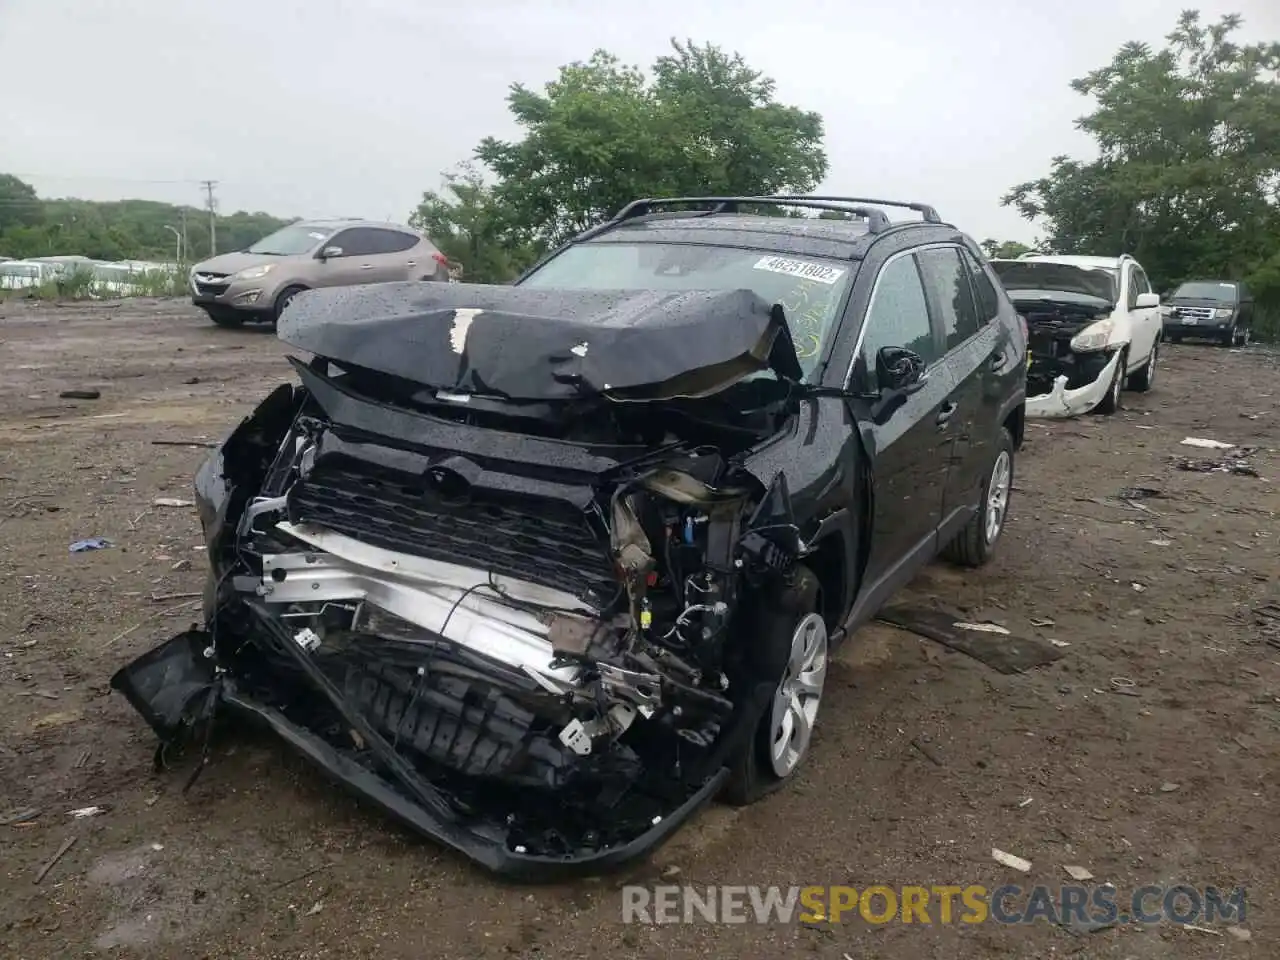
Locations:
113;196;1027;879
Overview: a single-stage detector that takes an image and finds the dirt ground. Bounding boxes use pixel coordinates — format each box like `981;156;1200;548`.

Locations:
0;296;1276;959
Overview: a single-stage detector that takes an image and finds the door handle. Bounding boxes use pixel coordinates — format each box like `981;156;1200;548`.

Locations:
936;401;958;426
358;264;374;270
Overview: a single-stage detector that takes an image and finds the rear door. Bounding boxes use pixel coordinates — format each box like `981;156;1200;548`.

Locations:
915;245;1003;526
850;250;954;591
367;228;426;281
318;228;404;286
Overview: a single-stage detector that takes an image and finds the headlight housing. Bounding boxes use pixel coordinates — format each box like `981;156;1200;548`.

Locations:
1070;317;1114;353
1214;307;1233;319
234;264;275;281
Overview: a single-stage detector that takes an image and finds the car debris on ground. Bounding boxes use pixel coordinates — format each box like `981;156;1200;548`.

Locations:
877;606;1065;674
991;848;1032;872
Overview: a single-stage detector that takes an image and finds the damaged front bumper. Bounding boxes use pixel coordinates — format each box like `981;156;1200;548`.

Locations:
1025;349;1122;419
111;377;802;880
112;630;743;880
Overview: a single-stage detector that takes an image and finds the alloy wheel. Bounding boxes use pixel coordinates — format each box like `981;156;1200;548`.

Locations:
984;450;1012;545
768;613;828;777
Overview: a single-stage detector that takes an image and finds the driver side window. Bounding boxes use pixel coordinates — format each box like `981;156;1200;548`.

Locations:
855;254;937;392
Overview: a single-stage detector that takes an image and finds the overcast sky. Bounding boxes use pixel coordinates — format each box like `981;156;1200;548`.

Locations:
2;0;1277;243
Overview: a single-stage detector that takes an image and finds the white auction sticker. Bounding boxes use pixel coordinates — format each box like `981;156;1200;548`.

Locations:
753;255;846;285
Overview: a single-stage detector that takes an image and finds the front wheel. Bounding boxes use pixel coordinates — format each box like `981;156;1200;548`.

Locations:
1093;352;1125;415
1127;340;1158;392
723;565;826;805
273;285;306;322
1232;325;1251;348
942;426;1014;568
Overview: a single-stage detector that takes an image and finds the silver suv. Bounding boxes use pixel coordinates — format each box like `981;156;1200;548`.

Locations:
189;219;450;327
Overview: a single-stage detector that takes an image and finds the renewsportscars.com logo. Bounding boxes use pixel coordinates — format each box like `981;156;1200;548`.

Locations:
621;884;1247;927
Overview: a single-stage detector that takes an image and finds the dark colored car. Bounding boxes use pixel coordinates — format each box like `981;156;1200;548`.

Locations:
1163;280;1254;346
111;195;1027;880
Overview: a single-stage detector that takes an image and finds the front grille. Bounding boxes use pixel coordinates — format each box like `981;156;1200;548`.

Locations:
339;660;579;788
1027;330;1061;359
290;462;617;602
193;272;230;296
1173;306;1215;322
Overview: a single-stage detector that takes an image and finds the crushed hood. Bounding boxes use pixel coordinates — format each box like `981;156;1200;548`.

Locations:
276;282;804;402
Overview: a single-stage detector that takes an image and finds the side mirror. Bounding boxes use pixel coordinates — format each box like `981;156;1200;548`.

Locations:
318;245;343;260
1135;292;1160;309
876;346;927;392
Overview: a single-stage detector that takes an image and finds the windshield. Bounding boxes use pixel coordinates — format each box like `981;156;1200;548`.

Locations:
518;242;854;378
1172;281;1236;302
989;261;1117;302
246;224;335;256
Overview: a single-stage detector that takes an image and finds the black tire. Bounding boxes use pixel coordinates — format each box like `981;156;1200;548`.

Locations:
273;285;306;322
1232;325;1251;348
204;307;243;329
1126;340;1158;392
722;564;824;806
1219;324;1236;347
1092;351;1125;415
941;426;1015;568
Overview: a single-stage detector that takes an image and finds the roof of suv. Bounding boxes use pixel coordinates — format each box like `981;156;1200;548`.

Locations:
570;196;959;262
1014;254;1133;270
298;218;420;233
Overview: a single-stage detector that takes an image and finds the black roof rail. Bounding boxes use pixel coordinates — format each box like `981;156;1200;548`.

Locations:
608;195;942;233
607;196;890;232
775;195;942;224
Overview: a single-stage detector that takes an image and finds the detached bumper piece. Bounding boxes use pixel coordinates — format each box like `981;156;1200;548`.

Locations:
1025;349;1122;419
111;615;749;881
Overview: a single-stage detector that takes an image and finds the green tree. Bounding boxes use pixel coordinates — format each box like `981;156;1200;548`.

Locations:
0;176;292;263
1002;10;1280;329
0;174;43;233
979;239;1033;259
409;163;532;283
475;40;827;247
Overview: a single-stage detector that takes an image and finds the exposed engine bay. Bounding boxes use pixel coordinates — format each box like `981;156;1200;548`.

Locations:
111;284;827;878
1017;296;1119;397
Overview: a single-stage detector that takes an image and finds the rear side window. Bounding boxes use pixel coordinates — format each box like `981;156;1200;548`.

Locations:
856;254;936;391
917;247;981;350
371;229;419;254
331;229;381;257
961;249;1001;323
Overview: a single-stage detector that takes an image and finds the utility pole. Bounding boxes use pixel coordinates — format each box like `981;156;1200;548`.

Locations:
179;208;188;264
201;180;218;255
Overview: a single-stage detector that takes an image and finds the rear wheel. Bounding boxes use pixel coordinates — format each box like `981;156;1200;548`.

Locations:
942;426;1014;568
723;565;826;805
